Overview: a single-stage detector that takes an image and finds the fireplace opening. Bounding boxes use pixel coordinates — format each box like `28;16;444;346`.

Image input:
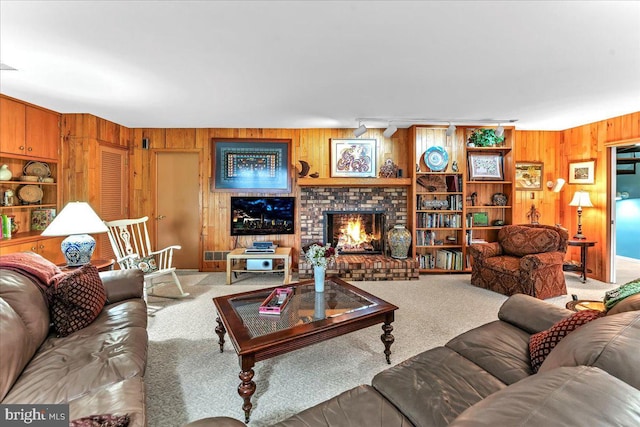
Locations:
324;211;385;255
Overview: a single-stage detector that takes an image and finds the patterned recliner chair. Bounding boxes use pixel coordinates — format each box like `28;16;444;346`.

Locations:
468;224;569;300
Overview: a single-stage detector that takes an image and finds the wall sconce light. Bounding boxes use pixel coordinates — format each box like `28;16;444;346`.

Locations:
495;124;504;137
383;124;398;138
546;178;565;192
353;123;367;137
446;123;456;137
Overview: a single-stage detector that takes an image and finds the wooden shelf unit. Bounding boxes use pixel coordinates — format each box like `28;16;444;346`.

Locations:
409;125;515;273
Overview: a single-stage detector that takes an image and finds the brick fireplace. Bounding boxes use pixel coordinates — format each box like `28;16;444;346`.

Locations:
298;186;418;280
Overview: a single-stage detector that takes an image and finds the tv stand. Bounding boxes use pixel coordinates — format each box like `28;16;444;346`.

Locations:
226;247;292;285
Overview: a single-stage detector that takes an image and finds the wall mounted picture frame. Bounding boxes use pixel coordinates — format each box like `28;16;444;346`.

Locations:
467;153;503;181
330;139;377;178
515;161;544;190
568;160;595;185
211;138;291;192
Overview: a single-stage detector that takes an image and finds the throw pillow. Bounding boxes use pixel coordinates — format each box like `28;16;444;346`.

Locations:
51;264;107;337
70;414;130;427
529;310;604;373
130;255;158;273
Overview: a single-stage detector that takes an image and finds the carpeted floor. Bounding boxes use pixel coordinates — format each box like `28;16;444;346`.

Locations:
145;271;617;427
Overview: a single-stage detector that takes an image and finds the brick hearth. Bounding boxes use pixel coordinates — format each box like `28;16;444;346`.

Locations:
298;186;417;280
299;255;419;281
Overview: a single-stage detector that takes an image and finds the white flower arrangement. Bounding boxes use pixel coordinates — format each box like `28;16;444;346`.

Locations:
304;243;336;268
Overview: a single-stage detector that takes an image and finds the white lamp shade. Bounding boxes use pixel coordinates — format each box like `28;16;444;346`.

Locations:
569;191;594;208
41;202;108;236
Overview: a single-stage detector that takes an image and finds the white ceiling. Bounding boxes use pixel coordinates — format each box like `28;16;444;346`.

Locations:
1;1;639;131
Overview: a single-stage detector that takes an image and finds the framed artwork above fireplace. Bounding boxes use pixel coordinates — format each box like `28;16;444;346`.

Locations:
330;139;377;178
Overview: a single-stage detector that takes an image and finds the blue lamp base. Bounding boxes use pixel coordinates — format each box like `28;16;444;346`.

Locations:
61;234;96;266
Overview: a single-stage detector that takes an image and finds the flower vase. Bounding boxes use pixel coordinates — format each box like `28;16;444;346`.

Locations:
387;224;411;259
314;265;326;292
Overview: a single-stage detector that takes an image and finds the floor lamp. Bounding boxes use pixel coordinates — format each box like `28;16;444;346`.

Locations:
568;191;593;240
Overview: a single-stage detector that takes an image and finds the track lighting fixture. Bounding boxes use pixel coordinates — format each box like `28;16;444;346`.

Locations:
446;123;456;137
353;123;367;137
495;124;504;137
383;124;398;138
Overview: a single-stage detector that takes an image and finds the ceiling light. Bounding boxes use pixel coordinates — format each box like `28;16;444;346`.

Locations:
446;123;456;137
383;125;397;138
495;124;504;137
353;124;367;137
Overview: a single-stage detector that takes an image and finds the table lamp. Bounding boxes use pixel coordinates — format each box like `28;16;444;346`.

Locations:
41;202;109;266
568;191;593;240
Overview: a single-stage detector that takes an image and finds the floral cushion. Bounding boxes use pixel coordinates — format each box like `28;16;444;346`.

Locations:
70;414;129;427
130;255;158;273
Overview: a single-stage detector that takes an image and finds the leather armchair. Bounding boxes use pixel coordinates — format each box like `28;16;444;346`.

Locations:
468;224;568;299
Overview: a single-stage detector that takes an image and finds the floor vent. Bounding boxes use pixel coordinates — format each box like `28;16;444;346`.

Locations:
204;251;230;261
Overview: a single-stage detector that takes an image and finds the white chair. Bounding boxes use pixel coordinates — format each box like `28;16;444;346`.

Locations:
104;216;189;298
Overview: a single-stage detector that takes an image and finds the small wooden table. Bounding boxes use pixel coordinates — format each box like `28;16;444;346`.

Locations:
563;240;597;283
226;247;292;285
58;258;115;272
213;276;398;422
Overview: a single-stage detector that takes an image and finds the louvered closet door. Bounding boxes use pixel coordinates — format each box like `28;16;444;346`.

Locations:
98;145;128;260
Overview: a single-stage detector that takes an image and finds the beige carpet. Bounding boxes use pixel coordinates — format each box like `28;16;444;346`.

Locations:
145;271;616;427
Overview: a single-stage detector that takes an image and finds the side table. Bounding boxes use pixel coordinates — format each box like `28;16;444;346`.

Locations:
58;258;116;273
563;240;596;283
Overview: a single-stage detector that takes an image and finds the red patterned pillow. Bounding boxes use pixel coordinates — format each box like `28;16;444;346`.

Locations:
70;414;129;427
529;310;604;372
51;264;107;337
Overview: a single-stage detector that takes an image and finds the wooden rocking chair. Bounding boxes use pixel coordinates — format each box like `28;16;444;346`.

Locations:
104;216;189;298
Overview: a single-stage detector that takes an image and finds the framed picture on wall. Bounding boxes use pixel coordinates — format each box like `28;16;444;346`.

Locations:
330;139;377;177
515;161;544;190
568;160;595;184
467;153;503;181
211;138;291;191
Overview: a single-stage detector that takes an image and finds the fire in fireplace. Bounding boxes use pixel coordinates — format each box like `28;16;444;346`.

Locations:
324;211;385;255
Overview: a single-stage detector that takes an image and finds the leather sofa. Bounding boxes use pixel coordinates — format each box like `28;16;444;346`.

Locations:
185;294;640;427
0;261;148;426
468;224;569;299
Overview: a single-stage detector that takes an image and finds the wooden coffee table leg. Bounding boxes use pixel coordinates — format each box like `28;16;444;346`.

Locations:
238;357;256;423
380;318;395;364
215;316;226;353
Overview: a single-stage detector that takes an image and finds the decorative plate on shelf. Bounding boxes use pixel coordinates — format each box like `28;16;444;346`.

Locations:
17;185;44;204
23;161;51;178
424;146;449;172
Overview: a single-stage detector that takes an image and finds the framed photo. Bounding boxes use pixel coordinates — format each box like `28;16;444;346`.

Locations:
211;139;291;191
515;161;544;190
467;153;503;181
330;139;377;177
472;212;489;227
568;160;595;185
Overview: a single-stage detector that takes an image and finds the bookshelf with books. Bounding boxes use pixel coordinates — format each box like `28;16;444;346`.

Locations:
409;125;515;273
411;126;465;272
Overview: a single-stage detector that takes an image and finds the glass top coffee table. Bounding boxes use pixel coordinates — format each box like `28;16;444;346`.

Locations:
213;276;398;422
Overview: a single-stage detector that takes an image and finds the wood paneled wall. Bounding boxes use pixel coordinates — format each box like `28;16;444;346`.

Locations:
127;127;410;271
559;112;640;282
55;106;640;280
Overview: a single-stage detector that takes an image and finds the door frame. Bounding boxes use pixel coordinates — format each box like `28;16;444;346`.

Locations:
605;137;640;283
151;148;203;270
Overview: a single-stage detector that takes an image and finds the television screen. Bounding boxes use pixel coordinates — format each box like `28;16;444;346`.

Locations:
230;197;295;236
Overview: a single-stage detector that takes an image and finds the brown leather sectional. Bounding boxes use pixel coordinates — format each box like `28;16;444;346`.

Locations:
0;267;147;425
186;294;640;427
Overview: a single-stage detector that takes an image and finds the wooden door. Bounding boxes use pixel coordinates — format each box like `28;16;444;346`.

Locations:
156;152;200;269
97;145;128;260
0;96;26;155
25;106;59;160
